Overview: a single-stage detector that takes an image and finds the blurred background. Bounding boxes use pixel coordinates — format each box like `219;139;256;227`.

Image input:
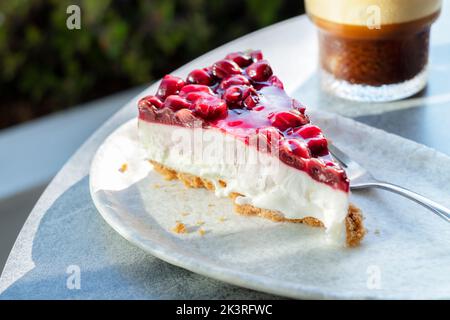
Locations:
0;0;305;272
1;0;304;129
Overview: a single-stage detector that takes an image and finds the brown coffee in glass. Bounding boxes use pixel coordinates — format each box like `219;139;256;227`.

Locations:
306;0;442;102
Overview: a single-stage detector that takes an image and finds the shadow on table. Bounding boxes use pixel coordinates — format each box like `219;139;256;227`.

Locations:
0;176;278;299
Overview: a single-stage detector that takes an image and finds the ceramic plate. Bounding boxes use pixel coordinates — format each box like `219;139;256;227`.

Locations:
90;112;450;299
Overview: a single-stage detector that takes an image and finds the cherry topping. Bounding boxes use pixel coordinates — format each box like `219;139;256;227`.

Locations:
307;137;329;157
282;139;311;159
138;95;163;109
225;52;253;68
193;95;228;120
268;75;284;89
270;110;309;131
295;125;322;139
212;59;242;79
219;75;250;90
187;69;213;86
156;75;185;100
250;50;263;62
163;95;191;111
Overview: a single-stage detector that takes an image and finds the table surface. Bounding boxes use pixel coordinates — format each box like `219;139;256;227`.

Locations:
1;5;450;299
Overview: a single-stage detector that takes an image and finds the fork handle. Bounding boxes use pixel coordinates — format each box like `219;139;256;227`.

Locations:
366;182;450;223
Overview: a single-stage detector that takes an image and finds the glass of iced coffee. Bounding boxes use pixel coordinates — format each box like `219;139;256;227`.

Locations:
305;0;442;102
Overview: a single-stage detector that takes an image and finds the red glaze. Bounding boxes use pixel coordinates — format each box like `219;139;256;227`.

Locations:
138;50;349;192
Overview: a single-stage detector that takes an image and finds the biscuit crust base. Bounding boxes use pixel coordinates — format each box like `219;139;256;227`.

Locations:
150;160;365;247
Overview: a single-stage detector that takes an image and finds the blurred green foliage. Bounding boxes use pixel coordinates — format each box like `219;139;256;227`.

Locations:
0;0;302;128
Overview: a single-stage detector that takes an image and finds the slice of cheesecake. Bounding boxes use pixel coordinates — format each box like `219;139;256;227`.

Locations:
138;50;365;246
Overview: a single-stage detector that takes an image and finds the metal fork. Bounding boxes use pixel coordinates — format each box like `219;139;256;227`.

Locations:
329;144;450;223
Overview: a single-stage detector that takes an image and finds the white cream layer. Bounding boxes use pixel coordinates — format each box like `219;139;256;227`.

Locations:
305;0;441;26
138;120;350;244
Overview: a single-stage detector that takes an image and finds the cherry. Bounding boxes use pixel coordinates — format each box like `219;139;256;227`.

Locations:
219;75;250;90
307;137;329;157
243;94;259;109
163;95;191;111
193;95;228;120
307;159;325;181
270;110;309;131
223;85;258;108
295;125;322;139
268;75;284;89
225;52;253;68
175;108;198;124
179;84;212;97
223;86;243;104
307;159;345;189
282;139;311;159
138;95;163;109
212;59;242;79
156;75;185;100
186;69;213;85
246;60;273;82
250;50;263;62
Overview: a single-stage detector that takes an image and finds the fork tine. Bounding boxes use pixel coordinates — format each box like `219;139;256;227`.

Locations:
328;144;351;168
328;143;370;183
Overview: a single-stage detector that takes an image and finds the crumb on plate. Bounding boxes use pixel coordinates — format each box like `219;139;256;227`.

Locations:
171;221;187;234
118;163;128;173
